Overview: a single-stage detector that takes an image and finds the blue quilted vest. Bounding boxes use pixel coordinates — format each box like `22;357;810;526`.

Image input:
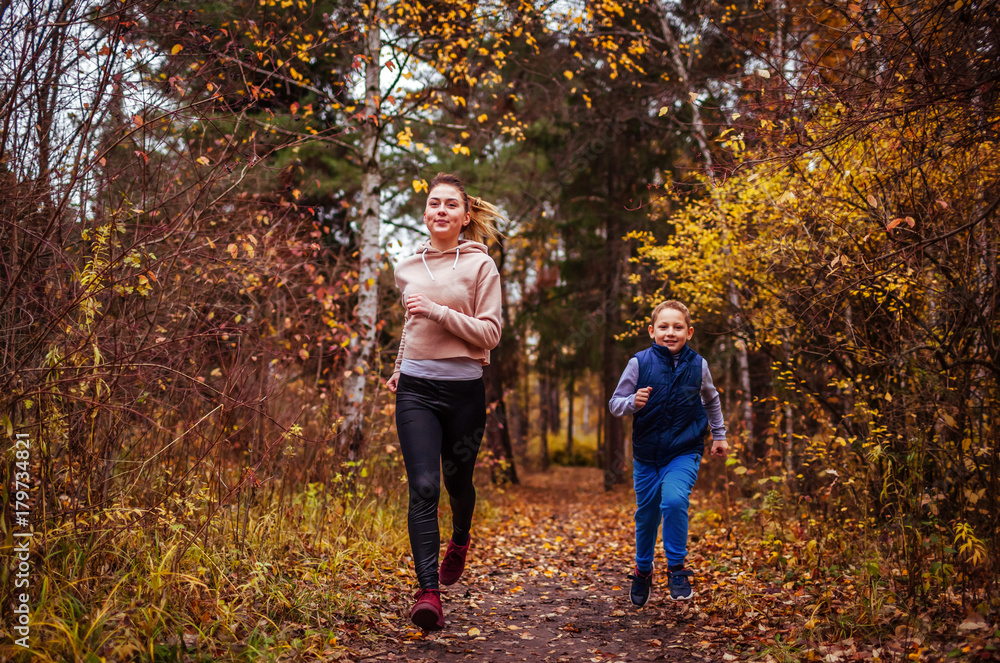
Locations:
631;344;708;467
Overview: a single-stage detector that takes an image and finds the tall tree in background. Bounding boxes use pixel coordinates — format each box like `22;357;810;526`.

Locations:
341;0;384;456
651;0;755;443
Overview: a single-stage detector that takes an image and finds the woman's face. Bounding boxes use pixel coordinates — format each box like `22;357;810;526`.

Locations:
424;183;470;248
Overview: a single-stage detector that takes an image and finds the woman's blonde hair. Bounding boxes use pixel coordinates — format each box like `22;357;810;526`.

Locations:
428;172;504;245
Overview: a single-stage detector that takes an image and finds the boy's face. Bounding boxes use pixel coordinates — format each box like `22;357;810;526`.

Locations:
648;308;693;353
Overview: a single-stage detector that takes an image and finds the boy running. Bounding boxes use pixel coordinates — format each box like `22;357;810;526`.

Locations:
609;300;729;605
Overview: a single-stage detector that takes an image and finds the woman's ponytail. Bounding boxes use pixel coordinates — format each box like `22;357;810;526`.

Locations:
466;196;504;245
427;172;505;246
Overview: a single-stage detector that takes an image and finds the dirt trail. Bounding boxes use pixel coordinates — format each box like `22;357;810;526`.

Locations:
369;467;732;662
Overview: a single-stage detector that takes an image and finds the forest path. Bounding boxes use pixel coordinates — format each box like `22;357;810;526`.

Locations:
366;466;735;663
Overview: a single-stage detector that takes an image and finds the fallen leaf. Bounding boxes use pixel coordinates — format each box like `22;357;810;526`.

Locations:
957;612;987;631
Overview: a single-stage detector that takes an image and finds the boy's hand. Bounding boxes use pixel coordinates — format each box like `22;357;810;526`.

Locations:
710;438;729;457
634;386;652;410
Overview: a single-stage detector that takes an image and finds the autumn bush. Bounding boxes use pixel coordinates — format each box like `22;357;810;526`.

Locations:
0;1;409;659
633;0;1000;627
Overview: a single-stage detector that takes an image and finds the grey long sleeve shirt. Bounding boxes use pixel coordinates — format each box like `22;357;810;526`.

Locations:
608;356;727;441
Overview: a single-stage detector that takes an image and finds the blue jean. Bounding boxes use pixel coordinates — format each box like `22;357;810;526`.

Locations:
633;453;701;572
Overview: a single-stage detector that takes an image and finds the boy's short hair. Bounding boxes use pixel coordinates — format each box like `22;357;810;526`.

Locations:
650;300;692;327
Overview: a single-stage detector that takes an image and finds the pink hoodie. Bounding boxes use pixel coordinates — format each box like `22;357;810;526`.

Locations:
392;239;502;377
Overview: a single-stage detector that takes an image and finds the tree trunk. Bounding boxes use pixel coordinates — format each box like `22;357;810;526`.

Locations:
602;339;625;489
517;373;530;458
566;375;575;460
784;401;795;488
602;213;625;490
548;378;561;435
341;1;382;458
538;371;551;470
483;237;519;484
484;362;519;484
655;1;754;442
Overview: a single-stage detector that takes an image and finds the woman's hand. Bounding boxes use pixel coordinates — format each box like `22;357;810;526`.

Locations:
387;373;399;394
711;438;729;457
405;293;437;318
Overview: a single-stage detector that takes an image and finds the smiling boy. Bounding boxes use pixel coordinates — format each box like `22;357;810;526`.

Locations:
608;300;729;605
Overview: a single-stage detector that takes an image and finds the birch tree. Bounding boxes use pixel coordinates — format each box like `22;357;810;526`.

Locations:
341;0;383;456
651;0;755;443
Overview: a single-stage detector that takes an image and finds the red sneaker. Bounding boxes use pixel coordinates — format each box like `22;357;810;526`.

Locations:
410;588;444;631
439;537;471;586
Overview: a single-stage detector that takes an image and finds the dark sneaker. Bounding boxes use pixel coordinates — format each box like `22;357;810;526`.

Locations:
410;588;444;631
439;537;471;586
627;567;654;606
667;569;694;600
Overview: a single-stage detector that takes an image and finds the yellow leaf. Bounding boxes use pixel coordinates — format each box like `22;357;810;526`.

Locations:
756;69;770;79
477;114;488;123
299;349;310;361
658;107;668;117
734;466;748;475
171;44;183;55
412;178;428;193
197;156;211;166
563;70;573;80
467;627;481;636
226;243;238;258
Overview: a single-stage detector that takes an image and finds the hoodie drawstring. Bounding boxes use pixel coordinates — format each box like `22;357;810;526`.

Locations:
421;247;435;281
421;245;461;281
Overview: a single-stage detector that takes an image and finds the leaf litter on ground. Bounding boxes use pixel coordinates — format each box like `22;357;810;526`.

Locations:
306;467;998;662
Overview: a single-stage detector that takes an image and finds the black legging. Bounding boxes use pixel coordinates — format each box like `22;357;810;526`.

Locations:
395;373;486;589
